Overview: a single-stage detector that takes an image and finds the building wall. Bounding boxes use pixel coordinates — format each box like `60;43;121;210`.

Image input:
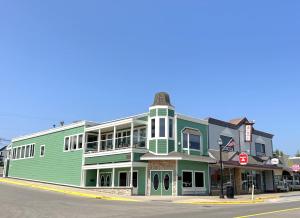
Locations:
208;124;240;151
209;124;273;157
8;126;84;186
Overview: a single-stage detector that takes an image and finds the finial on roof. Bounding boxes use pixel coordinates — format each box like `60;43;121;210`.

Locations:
152;92;173;107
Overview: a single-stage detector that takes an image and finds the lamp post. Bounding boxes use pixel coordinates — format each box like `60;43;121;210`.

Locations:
218;137;224;199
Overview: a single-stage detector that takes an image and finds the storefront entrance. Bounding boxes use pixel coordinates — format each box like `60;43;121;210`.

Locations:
150;171;172;195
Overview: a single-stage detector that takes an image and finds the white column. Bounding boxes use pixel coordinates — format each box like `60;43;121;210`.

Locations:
97;129;101;152
113;126;116;150
112;168;115;187
130;122;134;148
96;169;99;188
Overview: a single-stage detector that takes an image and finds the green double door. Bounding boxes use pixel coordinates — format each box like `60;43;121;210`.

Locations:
150;171;172;195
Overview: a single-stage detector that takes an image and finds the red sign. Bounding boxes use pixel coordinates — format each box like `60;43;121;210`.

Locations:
292;164;300;172
239;152;248;165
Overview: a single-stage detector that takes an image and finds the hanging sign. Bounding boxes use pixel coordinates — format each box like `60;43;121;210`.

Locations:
245;124;253;142
271;158;279;165
239;152;249;165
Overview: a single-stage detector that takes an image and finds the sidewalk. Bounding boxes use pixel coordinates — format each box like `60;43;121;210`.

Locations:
0;177;293;204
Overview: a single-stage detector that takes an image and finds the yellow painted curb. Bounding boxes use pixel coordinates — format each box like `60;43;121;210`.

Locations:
0;178;139;202
177;199;264;205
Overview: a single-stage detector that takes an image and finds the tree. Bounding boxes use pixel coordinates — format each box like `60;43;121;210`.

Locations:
296;150;300;157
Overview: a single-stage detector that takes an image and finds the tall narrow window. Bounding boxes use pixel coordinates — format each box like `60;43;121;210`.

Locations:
64;137;70;151
40;145;45;157
25;145;30;158
169;118;173;138
195;172;204;188
119;172;127;187
182;171;193;188
21;146;25;158
159;118;165;137
30;144;35;157
17;147;21;159
72;135;77;150
183;133;188;148
151;119;155;138
78;134;83;149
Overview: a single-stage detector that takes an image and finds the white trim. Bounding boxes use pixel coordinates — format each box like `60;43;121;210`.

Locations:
175;114;178;152
176;114;208;125
12;121;96;142
176;160;178;196
181;128;202;154
149;105;175;110
84;148;147;158
85;113;148;132
82;161;148;170
141;156;181;160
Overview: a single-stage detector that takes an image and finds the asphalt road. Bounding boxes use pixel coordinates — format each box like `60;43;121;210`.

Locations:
1;183;300;218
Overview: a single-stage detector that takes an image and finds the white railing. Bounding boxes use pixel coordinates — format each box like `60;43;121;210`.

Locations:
85;136;146;153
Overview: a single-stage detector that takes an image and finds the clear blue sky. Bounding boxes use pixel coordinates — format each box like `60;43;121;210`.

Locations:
0;1;299;155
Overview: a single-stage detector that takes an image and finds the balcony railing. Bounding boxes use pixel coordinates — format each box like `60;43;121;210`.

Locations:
85;136;146;153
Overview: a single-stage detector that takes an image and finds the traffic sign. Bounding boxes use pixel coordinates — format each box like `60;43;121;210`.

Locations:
239;152;248;165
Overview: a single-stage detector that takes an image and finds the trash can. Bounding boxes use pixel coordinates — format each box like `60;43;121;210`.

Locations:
226;186;234;199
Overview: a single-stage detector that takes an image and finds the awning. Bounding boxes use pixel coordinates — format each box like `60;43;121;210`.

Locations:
208;149;283;170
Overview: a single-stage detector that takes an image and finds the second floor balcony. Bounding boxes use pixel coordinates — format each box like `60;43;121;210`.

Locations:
84;115;148;154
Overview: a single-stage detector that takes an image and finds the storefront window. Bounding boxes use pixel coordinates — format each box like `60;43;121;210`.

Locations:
182;171;193;187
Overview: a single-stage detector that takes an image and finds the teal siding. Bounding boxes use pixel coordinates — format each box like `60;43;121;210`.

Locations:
176;118;208;155
9;126;84;186
85;153;130;165
149;140;156;153
168;140;175;152
157;139;167;154
157;108;167;116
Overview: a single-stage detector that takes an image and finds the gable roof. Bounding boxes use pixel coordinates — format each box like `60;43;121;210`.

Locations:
207;117;273;139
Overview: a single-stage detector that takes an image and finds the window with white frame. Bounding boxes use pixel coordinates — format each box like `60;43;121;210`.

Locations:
12;144;35;160
21;146;25;158
182;128;201;151
40;145;45;157
151;119;155;138
64;134;84;151
182;170;205;189
169;118;173;138
159;118;166;137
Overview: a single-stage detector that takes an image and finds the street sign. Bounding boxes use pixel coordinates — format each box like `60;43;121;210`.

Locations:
271;158;279;165
239;152;248;165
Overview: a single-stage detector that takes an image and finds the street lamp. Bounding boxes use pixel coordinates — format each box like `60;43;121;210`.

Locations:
218;137;224;199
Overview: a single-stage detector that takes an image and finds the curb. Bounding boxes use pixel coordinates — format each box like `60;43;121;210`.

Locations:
176;199;265;205
0;178;140;202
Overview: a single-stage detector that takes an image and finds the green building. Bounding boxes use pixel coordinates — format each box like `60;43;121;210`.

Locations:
7;92;215;196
